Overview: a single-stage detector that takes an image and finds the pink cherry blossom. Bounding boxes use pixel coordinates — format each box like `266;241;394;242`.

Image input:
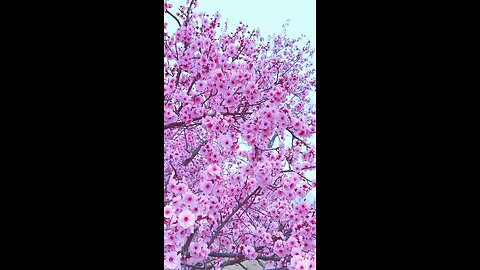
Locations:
182;191;198;206
242;245;257;260
164;205;175;219
178;209;196;228
199;180;214;194
164;251;180;269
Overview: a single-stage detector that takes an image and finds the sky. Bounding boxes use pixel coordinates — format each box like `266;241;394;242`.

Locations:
165;0;317;203
165;0;316;54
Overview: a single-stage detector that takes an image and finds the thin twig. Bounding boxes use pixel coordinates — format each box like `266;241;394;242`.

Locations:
165;9;181;27
280;166;316;173
286;128;310;149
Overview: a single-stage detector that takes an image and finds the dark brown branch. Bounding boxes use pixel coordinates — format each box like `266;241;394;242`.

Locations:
236;191;260;223
187;79;197;95
183;143;203;166
280;166;316;173
181;262;212;270
209;252;282;263
182;227;198;256
164;112;253;130
207;187;261;247
165;9;181;27
220;255;245;267
166;162;178;192
286;128;311;149
175;68;183;87
164;115;205;130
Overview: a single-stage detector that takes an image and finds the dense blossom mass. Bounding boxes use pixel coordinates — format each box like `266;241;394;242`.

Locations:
164;0;316;269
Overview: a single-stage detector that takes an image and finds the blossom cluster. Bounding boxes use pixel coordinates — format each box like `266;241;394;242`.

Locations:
164;0;316;269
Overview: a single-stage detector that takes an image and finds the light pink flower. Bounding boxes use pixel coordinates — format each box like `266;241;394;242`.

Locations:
200;180;214;194
295;259;311;270
164;251;180;269
164;205;174;219
189;242;201;255
182;191;197;206
291;247;303;256
174;183;188;194
207;163;221;175
243;245;257;260
178;209;196;228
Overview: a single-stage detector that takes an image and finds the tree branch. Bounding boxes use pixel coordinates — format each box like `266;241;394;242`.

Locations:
182;263;205;269
207;187;261;247
164;112;253;130
175;68;183;88
182;227;198;256
280;166;316;173
165;9;181;27
187;78;197;95
220;255;245;267
183;143;204;166
267;133;278;149
286;128;310;149
209;252;282;265
184;0;196;25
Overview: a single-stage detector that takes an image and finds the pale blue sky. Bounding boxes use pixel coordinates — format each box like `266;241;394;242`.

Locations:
165;0;316;54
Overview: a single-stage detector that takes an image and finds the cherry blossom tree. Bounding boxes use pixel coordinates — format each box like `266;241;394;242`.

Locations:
164;0;316;269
